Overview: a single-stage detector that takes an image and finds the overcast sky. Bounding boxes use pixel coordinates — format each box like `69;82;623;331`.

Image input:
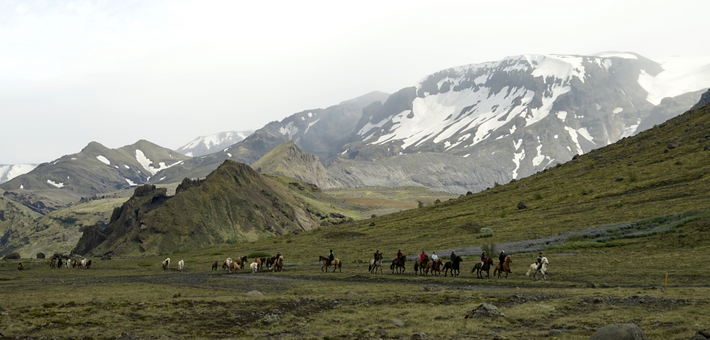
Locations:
2;0;709;164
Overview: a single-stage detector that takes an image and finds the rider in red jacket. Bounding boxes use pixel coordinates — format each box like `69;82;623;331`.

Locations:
420;251;426;262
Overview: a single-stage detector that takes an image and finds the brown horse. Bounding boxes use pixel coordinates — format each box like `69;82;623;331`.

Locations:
318;255;342;273
211;261;219;271
430;259;444;276
18;263;24;271
229;261;240;273
235;256;248;269
50;258;57;269
493;255;512;278
272;256;284;272
414;257;429;276
472;258;494;279
390;255;406;274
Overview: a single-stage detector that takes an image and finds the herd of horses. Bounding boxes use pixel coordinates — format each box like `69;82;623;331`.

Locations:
20;251;549;280
369;253;550;280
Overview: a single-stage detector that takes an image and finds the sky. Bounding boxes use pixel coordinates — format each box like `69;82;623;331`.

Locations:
1;0;709;164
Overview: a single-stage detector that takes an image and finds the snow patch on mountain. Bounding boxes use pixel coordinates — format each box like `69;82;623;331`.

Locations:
279;122;299;139
47;179;64;188
0;164;37;183
135;150;182;176
176;130;252;157
511;149;525;179
638;57;710;105
125;178;137;186
96;155;110;165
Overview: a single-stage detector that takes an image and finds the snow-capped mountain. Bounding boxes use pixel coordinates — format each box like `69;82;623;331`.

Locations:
0;164;37;184
176;130;253;157
340;53;710;186
0;140;191;197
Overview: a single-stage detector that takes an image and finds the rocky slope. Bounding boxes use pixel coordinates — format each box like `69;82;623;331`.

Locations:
175;130;253;157
252;141;342;189
73;161;331;256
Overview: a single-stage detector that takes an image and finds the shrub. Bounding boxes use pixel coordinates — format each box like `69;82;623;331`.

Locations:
225;238;239;244
434;199;441;204
481;243;497;256
533;192;543;200
417;201;424;208
629;170;638;182
480;228;493;236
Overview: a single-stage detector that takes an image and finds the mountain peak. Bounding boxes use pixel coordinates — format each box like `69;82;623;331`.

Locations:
252;141;341;189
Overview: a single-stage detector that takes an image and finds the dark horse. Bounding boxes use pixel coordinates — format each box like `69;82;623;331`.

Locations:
443;255;463;277
472;258;494;278
414;256;429;276
390;255;406;274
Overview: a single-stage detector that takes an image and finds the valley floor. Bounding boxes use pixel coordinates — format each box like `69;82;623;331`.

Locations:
1;244;709;340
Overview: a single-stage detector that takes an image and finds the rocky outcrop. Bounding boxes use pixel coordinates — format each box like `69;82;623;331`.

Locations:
691;89;710;110
589;323;644;340
252;141;343;189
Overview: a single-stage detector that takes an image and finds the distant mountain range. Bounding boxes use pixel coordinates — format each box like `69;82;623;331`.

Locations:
175;130;253;157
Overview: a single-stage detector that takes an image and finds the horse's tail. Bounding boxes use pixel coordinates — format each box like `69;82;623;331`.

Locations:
526;266;533;276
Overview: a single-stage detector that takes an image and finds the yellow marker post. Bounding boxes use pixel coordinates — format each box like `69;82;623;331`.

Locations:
664;273;668;286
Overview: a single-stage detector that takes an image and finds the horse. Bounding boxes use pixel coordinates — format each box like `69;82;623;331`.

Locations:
162;258;171;271
222;257;232;271
493;255;512;278
430;259;443;276
272;255;284;272
414;257;429;276
178;259;184;272
57;258;63;269
472;258;494;279
255;258;263;271
80;258;92;269
229;261;240;273
369;254;383;274
17;263;24;271
50;258;57;269
71;259;77;268
250;262;259;273
390;255;406;274
235;256;248;269
258;257;267;270
318;255;342;273
65;258;72;269
444;255;463;277
211;261;219;271
266;256;277;269
526;257;549;281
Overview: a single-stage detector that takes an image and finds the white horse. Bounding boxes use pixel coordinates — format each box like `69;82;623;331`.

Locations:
178;259;184;272
162;258;171;271
223;257;233;271
525;257;549;280
250;262;259;273
65;258;71;269
80;258;92;269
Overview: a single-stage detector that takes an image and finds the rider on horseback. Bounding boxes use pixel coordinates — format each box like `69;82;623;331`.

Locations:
499;250;506;272
450;251;456;261
420;250;427;262
328;249;335;266
396;249;403;260
374;249;381;262
536;252;543;270
481;251;487;263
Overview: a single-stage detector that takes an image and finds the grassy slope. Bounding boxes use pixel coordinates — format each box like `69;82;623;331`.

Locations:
176;103;710;264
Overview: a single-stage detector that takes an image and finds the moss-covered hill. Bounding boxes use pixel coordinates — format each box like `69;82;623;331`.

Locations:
223;102;710;261
252;141;342;189
73;160;353;256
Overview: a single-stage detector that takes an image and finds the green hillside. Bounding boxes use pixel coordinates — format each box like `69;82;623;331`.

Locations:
73;161;358;256
186;102;710;263
252;140;342;189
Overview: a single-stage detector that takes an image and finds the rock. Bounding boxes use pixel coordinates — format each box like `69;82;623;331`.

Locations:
369;222;376;226
464;303;505;318
375;329;388;336
549;329;563;336
664;148;670;153
517;201;528;210
411;333;427;340
698;330;710;338
589;323;644;340
36;252;46;259
667;139;682;149
390;319;405;328
245;290;263;297
261;314;279;324
600;283;615;288
615;177;624;182
689;335;706;340
587;282;597;288
3;252;20;260
345;290;356;295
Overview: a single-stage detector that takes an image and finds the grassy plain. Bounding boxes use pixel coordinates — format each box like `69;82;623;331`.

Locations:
2;214;710;339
